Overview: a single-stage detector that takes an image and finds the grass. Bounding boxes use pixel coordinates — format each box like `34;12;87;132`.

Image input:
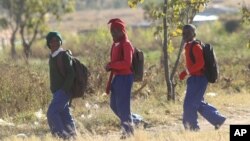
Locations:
1;77;249;141
2;130;230;141
3;90;246;141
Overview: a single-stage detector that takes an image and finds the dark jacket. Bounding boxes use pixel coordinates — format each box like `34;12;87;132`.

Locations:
49;51;75;93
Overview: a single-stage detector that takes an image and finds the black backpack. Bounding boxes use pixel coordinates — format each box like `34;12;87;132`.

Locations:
119;42;144;82
132;47;144;82
57;50;89;100
190;40;219;83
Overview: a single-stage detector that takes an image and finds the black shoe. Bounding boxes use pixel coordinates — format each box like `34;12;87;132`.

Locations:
187;127;200;132
120;122;134;140
215;117;226;130
120;130;133;140
184;124;200;132
120;134;127;140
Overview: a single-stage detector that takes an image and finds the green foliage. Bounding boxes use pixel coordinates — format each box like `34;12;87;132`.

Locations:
0;0;75;27
0;18;8;29
128;0;144;8
127;27;156;50
146;50;161;63
241;3;250;49
0;0;75;58
224;19;241;33
142;0;209;38
241;3;250;24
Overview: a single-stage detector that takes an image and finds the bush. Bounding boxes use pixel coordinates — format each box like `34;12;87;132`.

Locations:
224;19;240;33
0;61;50;118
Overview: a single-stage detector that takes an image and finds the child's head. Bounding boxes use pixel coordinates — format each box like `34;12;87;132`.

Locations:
108;18;126;42
46;31;62;49
182;24;196;42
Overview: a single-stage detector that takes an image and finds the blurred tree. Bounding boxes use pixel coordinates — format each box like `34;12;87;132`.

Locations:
241;1;250;48
128;0;209;100
0;18;8;29
0;0;75;60
0;18;9;50
241;2;250;24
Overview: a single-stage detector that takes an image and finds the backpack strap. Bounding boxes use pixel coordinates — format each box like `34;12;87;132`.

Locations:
56;51;67;78
56;50;73;78
189;40;201;64
121;41;134;71
56;50;74;106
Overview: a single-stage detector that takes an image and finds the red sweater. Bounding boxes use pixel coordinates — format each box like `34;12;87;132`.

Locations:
184;42;204;76
108;39;134;75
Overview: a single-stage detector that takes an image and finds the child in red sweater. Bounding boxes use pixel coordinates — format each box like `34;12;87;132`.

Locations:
105;18;134;139
179;24;226;131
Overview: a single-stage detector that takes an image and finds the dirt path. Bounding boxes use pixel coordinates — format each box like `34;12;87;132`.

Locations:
84;106;250;141
140;106;250;132
98;106;250;140
1;105;249;141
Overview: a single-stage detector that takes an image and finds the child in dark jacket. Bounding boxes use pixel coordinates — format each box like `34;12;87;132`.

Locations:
46;31;76;139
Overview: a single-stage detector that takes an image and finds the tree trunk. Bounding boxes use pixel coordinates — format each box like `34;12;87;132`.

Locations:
171;39;184;81
10;28;18;59
23;42;31;60
169;39;185;101
162;0;174;101
20;20;39;61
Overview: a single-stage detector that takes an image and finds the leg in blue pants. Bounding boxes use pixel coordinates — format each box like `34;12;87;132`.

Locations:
110;74;134;134
47;89;76;138
198;101;226;127
183;76;226;130
60;104;76;136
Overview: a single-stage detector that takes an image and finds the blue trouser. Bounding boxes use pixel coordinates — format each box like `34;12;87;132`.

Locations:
183;75;226;130
47;89;76;138
110;74;134;134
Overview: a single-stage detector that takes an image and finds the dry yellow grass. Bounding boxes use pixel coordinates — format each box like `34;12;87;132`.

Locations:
2;93;250;141
3;130;229;141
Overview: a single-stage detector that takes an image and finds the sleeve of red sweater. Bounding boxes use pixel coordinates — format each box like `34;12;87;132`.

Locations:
187;44;205;74
109;42;133;70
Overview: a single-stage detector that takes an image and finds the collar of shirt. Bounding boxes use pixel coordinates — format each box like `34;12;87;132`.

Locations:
51;47;64;58
188;38;196;44
114;42;120;47
184;39;196;48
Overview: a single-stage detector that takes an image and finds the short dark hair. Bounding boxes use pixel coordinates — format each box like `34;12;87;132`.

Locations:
183;24;196;36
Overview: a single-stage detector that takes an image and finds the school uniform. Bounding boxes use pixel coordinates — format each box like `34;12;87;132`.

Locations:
182;41;226;130
107;37;135;134
46;32;76;139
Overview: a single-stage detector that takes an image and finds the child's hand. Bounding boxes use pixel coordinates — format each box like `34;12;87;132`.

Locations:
105;63;111;72
179;70;187;80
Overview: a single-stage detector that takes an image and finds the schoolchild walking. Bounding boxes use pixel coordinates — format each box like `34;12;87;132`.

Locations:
179;24;226;131
46;32;77;139
105;18;135;139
